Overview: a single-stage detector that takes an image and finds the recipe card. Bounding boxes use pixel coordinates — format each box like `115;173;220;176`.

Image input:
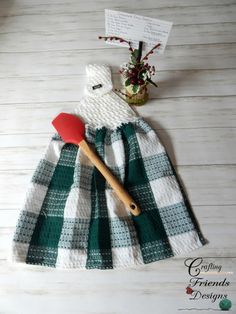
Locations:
105;9;173;54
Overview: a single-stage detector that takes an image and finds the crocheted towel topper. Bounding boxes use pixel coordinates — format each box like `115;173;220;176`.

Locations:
10;64;207;269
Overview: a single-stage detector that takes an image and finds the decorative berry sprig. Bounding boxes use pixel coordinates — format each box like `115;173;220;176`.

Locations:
98;35;161;95
141;43;161;62
98;36;134;52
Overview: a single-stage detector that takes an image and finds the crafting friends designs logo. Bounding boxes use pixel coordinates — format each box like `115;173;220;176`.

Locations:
183;257;233;311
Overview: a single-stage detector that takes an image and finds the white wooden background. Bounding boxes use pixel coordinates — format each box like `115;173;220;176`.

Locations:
0;1;236;313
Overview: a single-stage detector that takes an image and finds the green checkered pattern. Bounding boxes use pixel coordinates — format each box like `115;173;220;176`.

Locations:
12;118;206;269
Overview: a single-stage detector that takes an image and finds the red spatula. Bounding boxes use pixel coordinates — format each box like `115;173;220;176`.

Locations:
52;113;141;216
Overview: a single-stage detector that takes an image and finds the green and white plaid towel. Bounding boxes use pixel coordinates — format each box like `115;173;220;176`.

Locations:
10;64;207;269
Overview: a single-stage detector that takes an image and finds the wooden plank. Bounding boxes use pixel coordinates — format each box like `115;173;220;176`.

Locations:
0;0;235;17
0;165;235;209
1;96;236;133
0;23;236;53
0;210;18;227
0;44;235;78
0;69;235;104
0;255;234;314
0;286;235;314
137;96;236;129
1;5;236;34
1;252;236;276
0;127;236;170
0;280;234;314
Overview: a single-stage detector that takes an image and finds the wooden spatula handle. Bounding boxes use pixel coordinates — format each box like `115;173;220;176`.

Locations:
79;139;141;216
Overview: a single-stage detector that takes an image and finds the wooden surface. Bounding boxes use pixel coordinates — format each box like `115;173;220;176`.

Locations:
0;1;236;313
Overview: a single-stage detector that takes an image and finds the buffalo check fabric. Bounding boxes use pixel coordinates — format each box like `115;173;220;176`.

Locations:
11;118;206;269
10;64;207;269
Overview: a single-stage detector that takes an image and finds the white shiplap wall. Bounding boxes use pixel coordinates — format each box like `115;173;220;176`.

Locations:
0;1;236;313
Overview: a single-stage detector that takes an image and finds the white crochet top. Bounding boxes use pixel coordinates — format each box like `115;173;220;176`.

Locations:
74;64;138;129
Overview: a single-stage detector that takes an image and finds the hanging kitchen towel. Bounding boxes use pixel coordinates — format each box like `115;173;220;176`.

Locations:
10;64;207;269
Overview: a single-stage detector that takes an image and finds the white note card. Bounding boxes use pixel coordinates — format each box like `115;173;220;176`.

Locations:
105;9;173;54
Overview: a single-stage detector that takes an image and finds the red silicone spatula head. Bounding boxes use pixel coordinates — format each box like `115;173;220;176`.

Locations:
52;113;85;145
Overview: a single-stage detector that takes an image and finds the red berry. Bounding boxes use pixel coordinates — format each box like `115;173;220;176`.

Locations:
138;79;144;85
129;48;132;51
130;79;136;85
